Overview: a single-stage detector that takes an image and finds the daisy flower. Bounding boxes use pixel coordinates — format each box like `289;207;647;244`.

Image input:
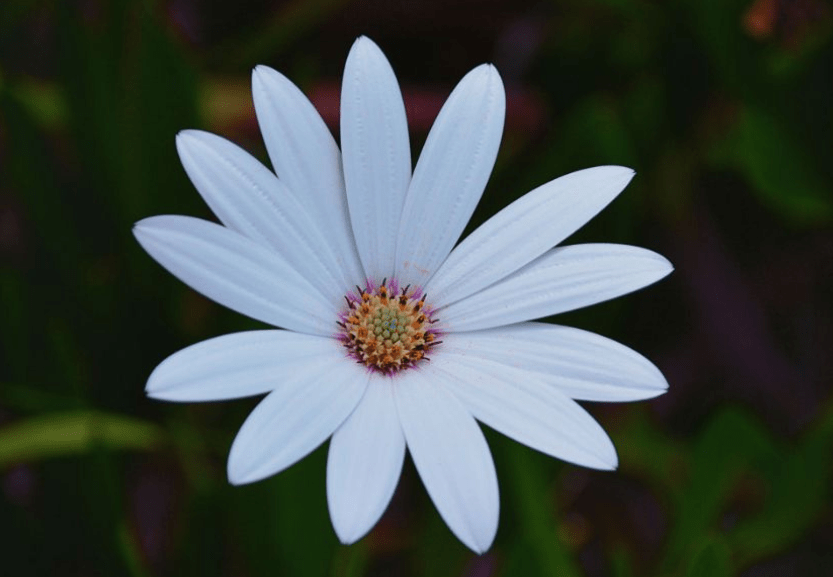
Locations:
134;36;672;553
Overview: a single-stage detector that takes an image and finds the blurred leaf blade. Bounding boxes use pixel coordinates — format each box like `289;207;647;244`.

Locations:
727;106;832;223
219;0;352;66
664;407;777;569
0;410;164;465
502;443;582;577
0;88;84;272
729;411;833;565
680;0;764;97
685;536;733;577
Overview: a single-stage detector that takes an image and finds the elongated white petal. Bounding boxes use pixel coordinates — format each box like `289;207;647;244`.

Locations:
146;330;339;402
428;166;635;307
394;65;505;289
327;378;406;544
431;352;618;470
176;130;352;301
133;215;335;335
227;353;370;485
394;369;498;553
251;65;364;284
441;244;673;332
441;323;667;402
341;37;411;281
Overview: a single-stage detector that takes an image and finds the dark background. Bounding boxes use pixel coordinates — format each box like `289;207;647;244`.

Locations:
1;0;832;575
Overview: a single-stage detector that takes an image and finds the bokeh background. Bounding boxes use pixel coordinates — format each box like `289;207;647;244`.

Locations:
1;0;832;575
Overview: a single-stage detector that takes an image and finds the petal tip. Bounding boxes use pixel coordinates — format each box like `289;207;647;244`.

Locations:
251;64;281;89
331;519;365;546
345;35;391;79
144;366;178;400
647;386;669;399
637;249;674;279
597;446;619;471
132;217;155;236
351;35;377;51
334;532;356;547
176;128;213;147
585;454;618;472
132;215;172;238
251;64;271;76
656;254;675;277
176;128;198;141
464;524;496;554
227;472;247;486
464;63;503;91
144;371;193;403
596;164;636;183
174;129;203;156
227;459;253;486
145;389;178;403
482;63;503;85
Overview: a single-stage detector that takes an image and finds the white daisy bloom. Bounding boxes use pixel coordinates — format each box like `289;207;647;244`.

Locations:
134;36;672;554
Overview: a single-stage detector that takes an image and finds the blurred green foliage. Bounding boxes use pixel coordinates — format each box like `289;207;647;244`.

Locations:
1;0;831;575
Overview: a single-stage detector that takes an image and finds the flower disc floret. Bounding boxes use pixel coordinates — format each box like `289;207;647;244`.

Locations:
339;280;440;374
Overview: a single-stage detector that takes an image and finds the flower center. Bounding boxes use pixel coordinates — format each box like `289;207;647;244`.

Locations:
338;279;440;374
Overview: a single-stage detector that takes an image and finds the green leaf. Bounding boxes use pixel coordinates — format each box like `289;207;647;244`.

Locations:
609;545;635;577
329;542;369;577
231;443;336;577
680;0;763;98
125;6;200;220
685;537;732;577
663;408;776;569
57;0;128;220
616;409;686;493
0;411;164;465
558;96;639;168
57;1;199;226
729;416;833;564
0;89;84;273
732;106;833;223
219;0;352;67
500;441;582;577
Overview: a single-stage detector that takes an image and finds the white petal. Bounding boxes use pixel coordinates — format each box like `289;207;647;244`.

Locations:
440;323;668;402
341;37;411;281
440;244;673;332
432;350;618;470
393;368;498;553
428;166;635;306
251;65;364;284
394;65;505;289
327;377;406;544
227;351;370;485
133;215;335;335
176;130;351;302
146;330;338;402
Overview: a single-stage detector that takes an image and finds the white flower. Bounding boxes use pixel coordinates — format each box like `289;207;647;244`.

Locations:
134;36;672;553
